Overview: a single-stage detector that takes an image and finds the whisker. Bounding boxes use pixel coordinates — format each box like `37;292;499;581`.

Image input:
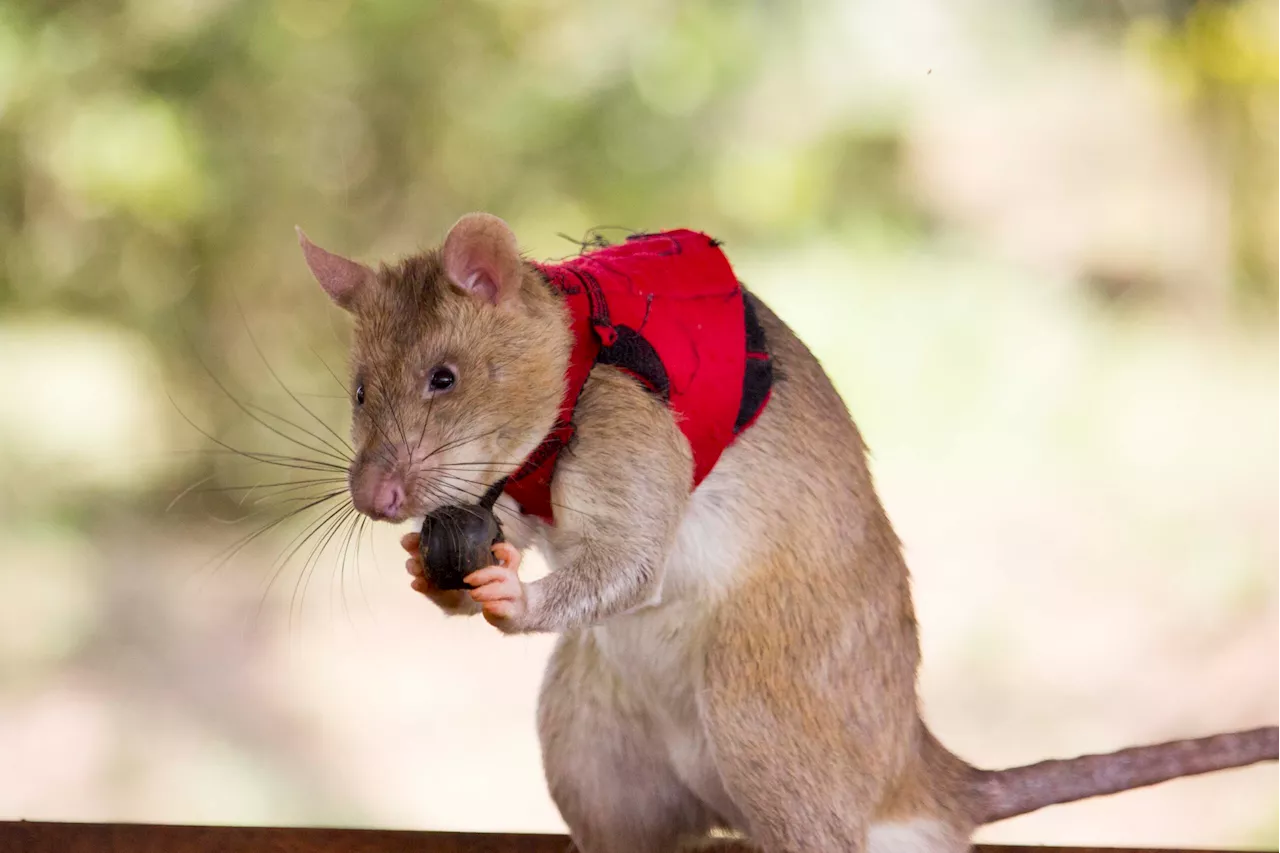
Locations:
369;439;401;472
254;497;354;631
333;507;367;627
360;385;413;464
180;473;344;517
372;374;414;456
419;480;494;521
179;331;353;466
308;344;352;397
245;401;352;462
431;471;588;520
292;503;359;631
409;374;438;467
192;489;349;587
167;401;349;474
421;476;524;525
353;513;379;582
353;514;373;608
419;423;509;464
234;299;355;457
171;448;347;471
430;460;535;468
197;486;346;530
253;488;354;508
236;477;346;510
166;474;217;513
193;476;349;495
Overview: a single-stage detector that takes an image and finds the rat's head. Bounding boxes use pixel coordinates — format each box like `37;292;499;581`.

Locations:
298;213;569;523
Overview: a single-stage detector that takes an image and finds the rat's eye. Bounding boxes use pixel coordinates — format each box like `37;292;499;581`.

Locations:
427;366;456;393
355;383;365;405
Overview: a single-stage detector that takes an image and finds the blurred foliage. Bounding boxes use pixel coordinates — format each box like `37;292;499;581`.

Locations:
1129;0;1279;304
0;0;883;521
0;0;1272;527
1054;0;1280;303
1015;0;1277;310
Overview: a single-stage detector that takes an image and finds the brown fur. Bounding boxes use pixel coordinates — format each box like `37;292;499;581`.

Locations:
300;214;1278;853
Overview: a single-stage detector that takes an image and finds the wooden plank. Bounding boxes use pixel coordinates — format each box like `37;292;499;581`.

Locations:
1;823;569;853
0;821;1259;853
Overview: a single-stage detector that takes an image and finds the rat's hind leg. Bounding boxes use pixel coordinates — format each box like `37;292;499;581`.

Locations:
538;631;716;853
699;553;922;853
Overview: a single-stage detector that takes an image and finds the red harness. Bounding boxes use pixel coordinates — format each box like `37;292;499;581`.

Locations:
501;230;773;523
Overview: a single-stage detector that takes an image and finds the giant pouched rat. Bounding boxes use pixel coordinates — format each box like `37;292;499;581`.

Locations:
297;213;1277;853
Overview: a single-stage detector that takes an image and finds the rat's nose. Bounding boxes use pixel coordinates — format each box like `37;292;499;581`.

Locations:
353;470;408;521
371;480;405;519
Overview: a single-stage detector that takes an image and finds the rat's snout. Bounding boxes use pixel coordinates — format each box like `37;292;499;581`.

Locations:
351;461;410;522
370;479;406;519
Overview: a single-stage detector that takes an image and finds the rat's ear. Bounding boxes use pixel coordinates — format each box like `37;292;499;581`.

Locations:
441;213;524;306
297;227;374;311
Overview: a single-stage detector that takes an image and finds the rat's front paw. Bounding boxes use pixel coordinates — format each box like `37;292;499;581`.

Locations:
464;542;527;632
401;532;480;616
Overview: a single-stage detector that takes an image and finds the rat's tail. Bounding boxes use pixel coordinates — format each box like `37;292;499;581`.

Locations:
972;725;1278;824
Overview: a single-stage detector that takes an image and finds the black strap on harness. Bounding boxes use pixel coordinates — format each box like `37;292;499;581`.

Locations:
479;476;507;511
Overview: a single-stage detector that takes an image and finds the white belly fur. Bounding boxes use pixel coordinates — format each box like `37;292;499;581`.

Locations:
574;463;752;824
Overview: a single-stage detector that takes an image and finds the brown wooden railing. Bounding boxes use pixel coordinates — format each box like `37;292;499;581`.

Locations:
0;822;1263;853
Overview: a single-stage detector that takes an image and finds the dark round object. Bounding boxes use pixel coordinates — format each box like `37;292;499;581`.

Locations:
419;504;504;591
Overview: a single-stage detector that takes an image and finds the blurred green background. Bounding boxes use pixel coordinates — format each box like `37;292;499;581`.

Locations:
0;0;1276;846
